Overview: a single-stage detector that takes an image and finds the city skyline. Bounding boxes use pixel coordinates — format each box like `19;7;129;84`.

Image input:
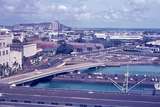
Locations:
1;0;160;28
1;1;160;106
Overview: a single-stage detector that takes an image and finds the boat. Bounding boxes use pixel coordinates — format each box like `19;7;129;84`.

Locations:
154;82;160;90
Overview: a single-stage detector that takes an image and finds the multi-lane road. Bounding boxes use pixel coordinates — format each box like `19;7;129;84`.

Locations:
0;84;160;107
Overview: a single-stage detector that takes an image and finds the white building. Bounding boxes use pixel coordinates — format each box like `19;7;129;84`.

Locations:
0;29;13;66
0;29;23;68
95;33;108;39
147;40;160;46
11;43;39;58
52;21;60;32
23;43;37;57
67;34;81;41
82;35;94;41
109;35;143;41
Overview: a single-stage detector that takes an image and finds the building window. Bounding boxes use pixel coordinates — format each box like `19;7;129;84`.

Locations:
51;102;58;105
94;105;102;107
3;51;5;55
80;104;87;107
0;99;5;101
0;51;1;56
11;100;18;102
96;46;101;50
77;48;83;52
3;42;5;47
37;101;45;104
24;100;31;103
0;43;2;47
65;103;73;106
6;50;8;55
87;47;92;52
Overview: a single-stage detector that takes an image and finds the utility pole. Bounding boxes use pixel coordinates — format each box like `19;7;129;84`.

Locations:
123;65;129;93
108;65;146;94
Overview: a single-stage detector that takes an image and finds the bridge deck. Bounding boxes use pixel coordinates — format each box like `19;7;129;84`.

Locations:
0;62;103;85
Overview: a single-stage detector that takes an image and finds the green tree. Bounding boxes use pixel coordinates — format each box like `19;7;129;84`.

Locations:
56;42;73;54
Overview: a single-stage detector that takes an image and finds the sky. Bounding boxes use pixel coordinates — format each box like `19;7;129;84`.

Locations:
0;0;160;28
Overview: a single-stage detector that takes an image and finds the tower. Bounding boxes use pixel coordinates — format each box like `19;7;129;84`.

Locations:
52;21;60;32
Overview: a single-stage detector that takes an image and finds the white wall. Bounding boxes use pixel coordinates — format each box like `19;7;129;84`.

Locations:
0;32;13;66
10;51;22;67
0;47;10;65
23;44;37;57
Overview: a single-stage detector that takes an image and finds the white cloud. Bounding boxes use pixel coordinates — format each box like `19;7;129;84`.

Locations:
133;0;147;4
5;5;15;12
57;5;68;11
0;0;160;28
74;12;92;20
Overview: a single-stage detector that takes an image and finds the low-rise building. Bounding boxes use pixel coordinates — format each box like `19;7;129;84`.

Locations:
23;44;37;57
36;40;57;55
82;35;94;41
109;35;143;41
95;33;108;39
68;42;104;53
67;34;81;41
11;43;38;58
146;40;160;46
12;30;26;42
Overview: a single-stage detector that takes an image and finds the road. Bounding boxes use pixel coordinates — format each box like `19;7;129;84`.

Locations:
0;62;104;85
0;84;160;107
0;103;65;107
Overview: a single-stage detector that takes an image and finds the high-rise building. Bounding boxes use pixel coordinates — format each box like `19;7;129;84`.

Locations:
52;21;60;32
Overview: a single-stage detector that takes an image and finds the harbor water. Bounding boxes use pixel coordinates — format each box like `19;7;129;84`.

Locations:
82;64;160;76
33;65;160;93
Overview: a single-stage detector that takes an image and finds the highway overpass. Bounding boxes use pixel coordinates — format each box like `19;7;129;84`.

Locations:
0;62;104;85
